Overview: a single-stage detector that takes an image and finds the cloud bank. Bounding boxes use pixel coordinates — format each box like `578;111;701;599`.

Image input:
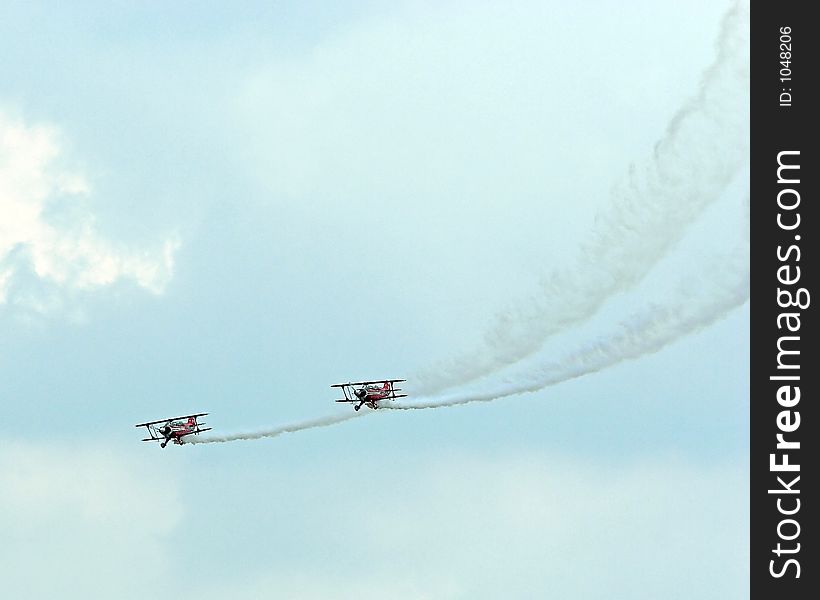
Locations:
0;110;179;313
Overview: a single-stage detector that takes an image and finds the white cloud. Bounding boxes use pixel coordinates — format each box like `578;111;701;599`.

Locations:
0;109;179;312
0;441;183;599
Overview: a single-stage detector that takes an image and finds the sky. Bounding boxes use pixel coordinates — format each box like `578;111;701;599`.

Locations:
1;1;749;599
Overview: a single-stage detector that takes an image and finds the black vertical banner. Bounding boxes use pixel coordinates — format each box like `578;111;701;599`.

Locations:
751;1;816;598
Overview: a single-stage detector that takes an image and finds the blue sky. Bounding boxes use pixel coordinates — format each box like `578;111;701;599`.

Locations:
1;1;748;598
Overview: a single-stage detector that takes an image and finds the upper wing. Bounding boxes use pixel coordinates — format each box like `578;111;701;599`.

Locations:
135;413;208;428
330;379;406;388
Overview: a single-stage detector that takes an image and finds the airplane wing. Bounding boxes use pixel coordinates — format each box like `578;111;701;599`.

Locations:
135;413;208;428
331;379;406;388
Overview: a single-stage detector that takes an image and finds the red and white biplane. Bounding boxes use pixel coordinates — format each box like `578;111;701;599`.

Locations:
332;379;407;411
135;413;210;448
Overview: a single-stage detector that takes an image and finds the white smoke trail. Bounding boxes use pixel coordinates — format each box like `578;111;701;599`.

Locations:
413;0;749;395
186;411;367;444
183;238;747;443
186;230;747;441
394;209;749;410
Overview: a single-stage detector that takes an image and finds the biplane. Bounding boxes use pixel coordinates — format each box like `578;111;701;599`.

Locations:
135;413;210;448
331;379;407;411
